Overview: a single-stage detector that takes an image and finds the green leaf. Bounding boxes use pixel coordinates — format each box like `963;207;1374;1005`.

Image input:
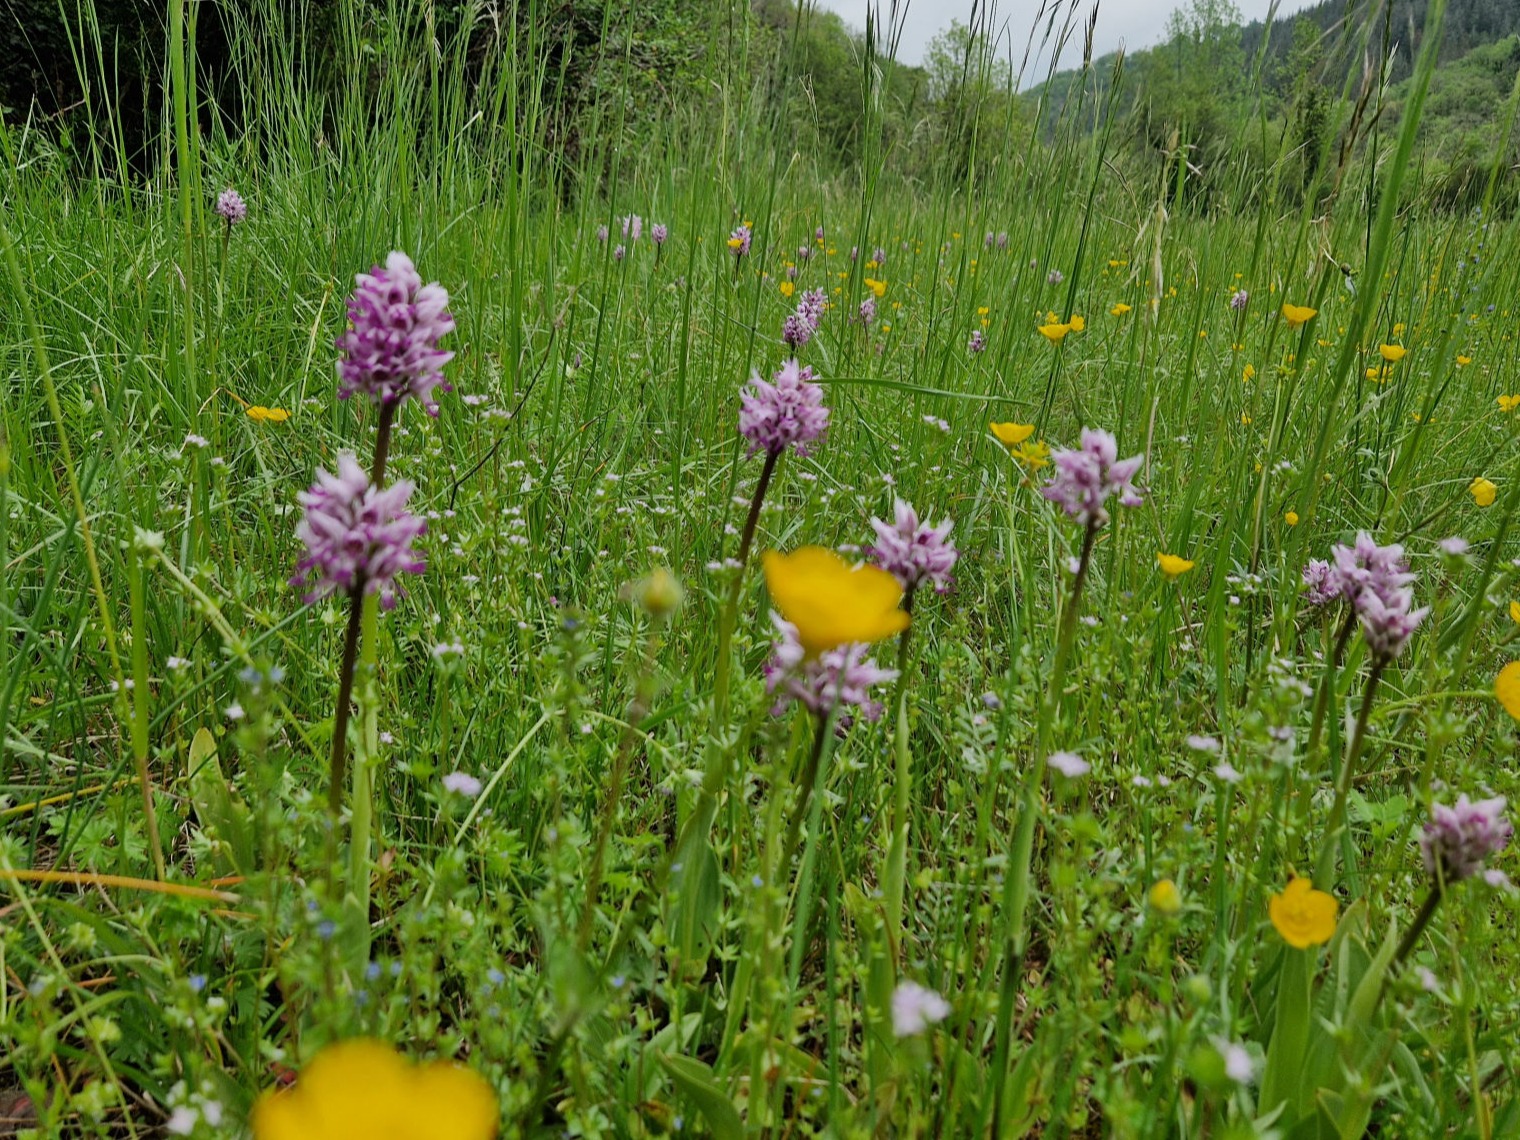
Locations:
1258;946;1312;1124
667;835;722;983
658;1053;743;1139
185;727;254;877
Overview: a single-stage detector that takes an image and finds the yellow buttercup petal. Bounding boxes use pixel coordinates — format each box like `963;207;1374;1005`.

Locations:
252;1039;497;1140
1470;477;1498;507
1280;303;1317;329
1378;343;1406;362
1269;878;1337;949
762;547;908;655
1157;553;1195;579
989;422;1036;448
1496;662;1520;720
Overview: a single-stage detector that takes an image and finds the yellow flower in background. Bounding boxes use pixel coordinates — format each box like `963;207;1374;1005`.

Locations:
1470;477;1498;507
1379;343;1407;362
1284;510;1300;526
762;546;908;655
246;406;291;424
1498;395;1520;413
1509;601;1520;624
1393;322;1406;336
1269;878;1338;949
1281;303;1317;329
1496;662;1520;719
1457;354;1473;367
864;278;887;298
1365;366;1391;383
1243;363;1256;382
989;422;1036;449
251;1039;498;1140
1148;879;1182;916
1038;321;1072;343
1010;440;1051;470
1111;303;1132;316
1157;553;1196;579
779;280;795;298
1069;315;1086;332
1240;412;1253;425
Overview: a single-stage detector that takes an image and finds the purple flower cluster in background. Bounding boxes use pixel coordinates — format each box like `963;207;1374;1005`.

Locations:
764;615;898;727
730;223;752;260
782;287;828;349
1041;428;1145;528
1230;289;1250;310
1305;533;1428;659
335;252;456;415
1421;794;1512;883
858;295;876;326
215;188;247;225
290;453;426;609
968;329;986;354
651;223;668;245
621;214;643;242
739;358;829;458
869;499;958;594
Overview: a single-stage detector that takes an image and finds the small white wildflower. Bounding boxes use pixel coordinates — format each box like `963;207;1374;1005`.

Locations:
1186;734;1220;753
1049;751;1090;778
224;702;245;721
891;981;950;1037
165;1106;198;1135
442;771;483;797
1212;762;1243;784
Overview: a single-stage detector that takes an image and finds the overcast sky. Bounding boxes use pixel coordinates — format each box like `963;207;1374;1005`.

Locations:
812;0;1323;73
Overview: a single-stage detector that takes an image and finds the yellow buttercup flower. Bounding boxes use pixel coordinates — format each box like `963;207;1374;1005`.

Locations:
1157;553;1195;579
1280;303;1317;329
727;236;745;251
1269;878;1338;949
1498;395;1520;414
1284;510;1300;526
1457;354;1473;367
1037;321;1072;343
779;280;795;298
1068;315;1086;332
762;547;908;656
1242;363;1256;383
989;422;1036;449
1509;601;1520;624
1496;662;1520;720
864;278;887;298
1010;440;1051;470
247;406;291;424
1470;477;1498;507
1147;879;1182;916
251;1039;498;1140
1393;322;1406;336
1379;343;1406;362
1110;302;1132;316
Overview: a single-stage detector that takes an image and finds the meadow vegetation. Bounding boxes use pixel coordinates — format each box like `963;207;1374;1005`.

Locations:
2;0;1520;1135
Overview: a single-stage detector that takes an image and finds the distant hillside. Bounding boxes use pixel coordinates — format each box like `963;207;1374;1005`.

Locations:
1025;0;1520;210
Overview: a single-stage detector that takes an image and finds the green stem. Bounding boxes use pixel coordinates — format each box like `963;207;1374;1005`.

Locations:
883;587;918;951
1315;659;1384;887
989;519;1098;1132
1392;884;1443;970
780;709;835;875
349;593;381;927
713;447;780;722
328;583;366;816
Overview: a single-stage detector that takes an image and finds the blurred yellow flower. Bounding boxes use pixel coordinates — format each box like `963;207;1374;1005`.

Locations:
1270;878;1337;949
1010;440;1051;470
1069;315;1086;332
1509;601;1520;624
1284;510;1299;526
779;281;795;298
1496;661;1520;719
247;406;291;424
1148;879;1182;916
1240;413;1253;425
1243;363;1256;382
1457;354;1473;367
1157;553;1195;579
1498;395;1519;413
989;422;1036;448
1038;321;1072;343
1393;322;1406;336
864;278;887;298
1280;303;1317;329
1111;303;1132;316
251;1039;497;1140
763;547;908;655
1470;477;1498;507
1378;343;1406;362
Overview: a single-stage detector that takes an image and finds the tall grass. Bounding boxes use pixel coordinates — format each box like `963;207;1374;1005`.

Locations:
2;0;1518;1134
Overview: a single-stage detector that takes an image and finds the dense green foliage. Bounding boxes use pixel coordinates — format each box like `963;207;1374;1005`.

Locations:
3;0;1520;1137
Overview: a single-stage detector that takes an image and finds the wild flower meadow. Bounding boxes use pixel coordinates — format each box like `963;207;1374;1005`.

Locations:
2;0;1519;1135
